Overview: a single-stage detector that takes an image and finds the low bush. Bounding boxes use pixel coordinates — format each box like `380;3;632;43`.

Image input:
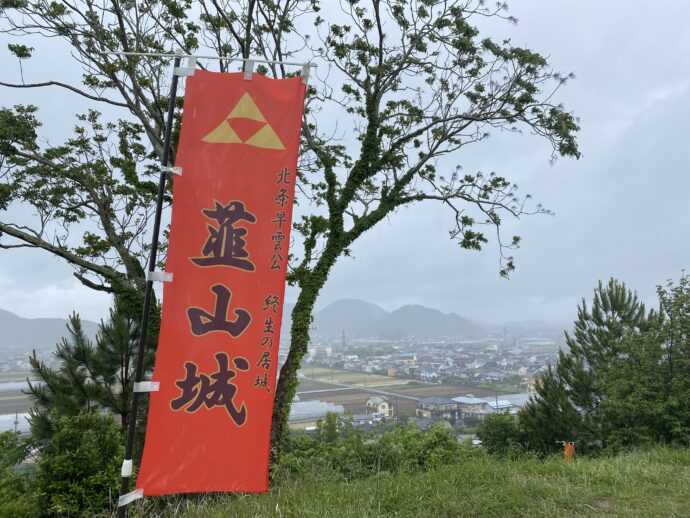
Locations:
281;413;480;481
34;411;123;517
0;431;37;517
476;412;527;457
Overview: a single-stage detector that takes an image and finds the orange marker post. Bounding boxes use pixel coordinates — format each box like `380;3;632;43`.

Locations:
563;441;575;462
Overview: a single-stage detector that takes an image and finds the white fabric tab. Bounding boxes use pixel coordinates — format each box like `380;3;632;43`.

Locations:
147;271;173;283
301;64;311;85
118;488;143;507
243;59;254;80
173;56;197;77
161;165;182;176
121;459;133;477
133;381;160;393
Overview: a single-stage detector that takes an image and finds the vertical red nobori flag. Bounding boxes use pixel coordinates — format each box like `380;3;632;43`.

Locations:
136;70;306;495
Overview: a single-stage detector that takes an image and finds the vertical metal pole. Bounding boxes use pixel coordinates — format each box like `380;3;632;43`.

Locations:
117;56;181;518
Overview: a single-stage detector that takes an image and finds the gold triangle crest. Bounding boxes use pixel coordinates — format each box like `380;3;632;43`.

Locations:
202;93;285;150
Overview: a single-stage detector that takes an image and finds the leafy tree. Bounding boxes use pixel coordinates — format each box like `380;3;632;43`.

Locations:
34;411;123;518
0;1;580;457
655;274;690;443
0;431;38;516
600;275;690;447
315;411;351;443
598;327;667;449
476;412;525;456
26;298;154;444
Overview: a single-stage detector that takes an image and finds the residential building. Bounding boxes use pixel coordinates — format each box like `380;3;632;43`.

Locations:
416;396;459;420
366;396;393;417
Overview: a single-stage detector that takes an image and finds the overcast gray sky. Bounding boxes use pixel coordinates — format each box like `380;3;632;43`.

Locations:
1;1;689;326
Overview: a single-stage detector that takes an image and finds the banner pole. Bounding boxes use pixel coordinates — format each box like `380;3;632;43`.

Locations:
117;56;182;518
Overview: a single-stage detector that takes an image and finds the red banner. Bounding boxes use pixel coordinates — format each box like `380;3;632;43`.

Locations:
136;70;305;495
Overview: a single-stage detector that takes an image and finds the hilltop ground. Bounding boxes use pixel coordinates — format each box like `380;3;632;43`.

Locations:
131;447;690;517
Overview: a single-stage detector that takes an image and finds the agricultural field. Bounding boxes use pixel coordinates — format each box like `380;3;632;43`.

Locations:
0;372;33;415
390;384;509;399
302;367;407;388
295;379;342;392
294;367;513;418
0;371;33;382
0;394;30;415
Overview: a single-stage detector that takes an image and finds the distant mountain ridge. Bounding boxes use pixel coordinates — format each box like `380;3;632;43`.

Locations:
2;299;566;350
314;299;388;336
303;299;485;339
0;309;99;349
366;304;484;338
278;299;567;340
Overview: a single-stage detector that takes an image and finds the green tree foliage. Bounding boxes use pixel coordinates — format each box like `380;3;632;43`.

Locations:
476;412;526;456
314;411;349;443
519;367;583;454
655;275;690;443
0;1;580;456
601;275;690;448
34;411;123;518
521;275;690;453
598;328;667;449
26;298;153;444
283;413;468;481
0;431;38;516
521;279;655;451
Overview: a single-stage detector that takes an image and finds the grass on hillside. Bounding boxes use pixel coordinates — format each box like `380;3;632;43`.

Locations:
130;447;690;518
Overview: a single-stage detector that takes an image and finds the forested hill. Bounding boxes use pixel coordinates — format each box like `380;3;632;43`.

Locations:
0;309;99;349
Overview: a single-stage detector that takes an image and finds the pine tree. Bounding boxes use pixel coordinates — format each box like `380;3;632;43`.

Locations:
520;279;656;451
519;367;582;454
559;279;656;444
25;297;155;443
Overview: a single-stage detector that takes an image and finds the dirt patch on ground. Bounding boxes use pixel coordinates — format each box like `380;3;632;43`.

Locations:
592;498;615;510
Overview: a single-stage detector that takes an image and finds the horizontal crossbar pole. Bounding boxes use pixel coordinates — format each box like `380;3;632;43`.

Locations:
99;51;316;68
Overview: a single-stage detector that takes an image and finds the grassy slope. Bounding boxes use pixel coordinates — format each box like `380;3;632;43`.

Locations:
133;448;690;518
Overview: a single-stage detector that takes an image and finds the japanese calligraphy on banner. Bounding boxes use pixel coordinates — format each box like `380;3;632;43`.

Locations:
136;70;306;495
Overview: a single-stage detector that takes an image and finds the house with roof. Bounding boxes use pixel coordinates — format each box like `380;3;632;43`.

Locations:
366;396;393;417
477;371;506;382
452;392;533;421
420;367;439;381
416;396;459;420
453;395;488;419
488;399;518;414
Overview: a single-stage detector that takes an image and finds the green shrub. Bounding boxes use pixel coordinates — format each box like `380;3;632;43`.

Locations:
282;414;467;481
0;431;38;517
477;412;526;456
34;411;123;517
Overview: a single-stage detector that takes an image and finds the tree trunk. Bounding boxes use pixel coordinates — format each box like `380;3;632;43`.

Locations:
269;279;321;463
269;237;343;464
